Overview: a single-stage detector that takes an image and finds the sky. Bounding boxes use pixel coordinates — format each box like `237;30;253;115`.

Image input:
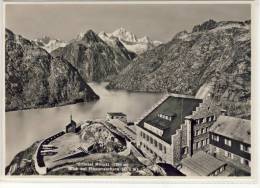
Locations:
5;3;251;42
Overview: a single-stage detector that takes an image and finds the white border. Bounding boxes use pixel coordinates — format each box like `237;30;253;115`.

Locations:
0;0;258;184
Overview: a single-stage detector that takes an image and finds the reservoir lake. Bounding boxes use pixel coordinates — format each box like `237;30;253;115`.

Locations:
5;82;164;165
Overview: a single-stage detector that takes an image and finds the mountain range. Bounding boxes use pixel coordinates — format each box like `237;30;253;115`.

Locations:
5;20;251;117
107;20;251;118
5;29;99;111
51;29;134;82
33;36;67;53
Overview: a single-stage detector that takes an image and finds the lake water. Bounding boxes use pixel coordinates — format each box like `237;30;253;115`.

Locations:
5;82;164;166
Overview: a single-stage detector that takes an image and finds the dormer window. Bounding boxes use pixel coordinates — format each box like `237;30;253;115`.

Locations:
158;113;175;121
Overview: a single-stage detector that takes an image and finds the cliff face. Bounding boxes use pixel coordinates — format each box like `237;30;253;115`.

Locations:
107;20;251;117
5;29;99;111
51;30;133;82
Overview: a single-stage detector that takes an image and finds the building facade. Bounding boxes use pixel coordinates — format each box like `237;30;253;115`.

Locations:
135;94;223;167
135;94;204;166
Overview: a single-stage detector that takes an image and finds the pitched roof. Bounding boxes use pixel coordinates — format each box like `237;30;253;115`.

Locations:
210;115;251;144
137;95;202;144
66;120;76;128
181;151;226;176
107;112;126;116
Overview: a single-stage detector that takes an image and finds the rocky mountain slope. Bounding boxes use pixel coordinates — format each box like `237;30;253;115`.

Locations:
5;141;40;175
51;30;133;82
107;20;251;117
34;36;67;53
99;27;162;54
5;29;99;111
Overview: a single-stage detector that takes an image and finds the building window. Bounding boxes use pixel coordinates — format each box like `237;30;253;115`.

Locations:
196;142;201;149
206;138;209;144
146;135;149;141
225;151;233;159
206;127;209;132
224;138;232;147
182;147;188;155
219;166;225;173
240;144;250;153
163;146;166;154
212;134;219;142
150;137;153;144
154;140;158;147
196;130;200;136
159;143;162;151
202;140;206;146
240;158;250;166
202;128;205;134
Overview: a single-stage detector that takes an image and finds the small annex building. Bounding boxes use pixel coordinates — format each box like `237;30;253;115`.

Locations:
180;151;231;176
65;115;77;133
107;112;127;123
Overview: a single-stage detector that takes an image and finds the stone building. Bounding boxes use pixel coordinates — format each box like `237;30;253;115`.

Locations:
135;93;225;168
65;115;77;133
135;94;203;166
209;116;251;175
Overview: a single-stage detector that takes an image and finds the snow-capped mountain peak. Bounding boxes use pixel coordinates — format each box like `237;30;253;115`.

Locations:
138;36;151;43
111;27;138;43
34;37;67;53
99;28;162;54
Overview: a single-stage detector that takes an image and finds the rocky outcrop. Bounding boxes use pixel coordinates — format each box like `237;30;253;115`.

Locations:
107;20;251;117
5;29;99;111
51;30;133;82
5;141;40;175
192;19;218;32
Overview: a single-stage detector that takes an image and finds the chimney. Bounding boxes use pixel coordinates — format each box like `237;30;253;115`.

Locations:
185;117;193;157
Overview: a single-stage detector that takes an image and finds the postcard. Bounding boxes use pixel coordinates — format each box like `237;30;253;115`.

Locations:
0;0;256;182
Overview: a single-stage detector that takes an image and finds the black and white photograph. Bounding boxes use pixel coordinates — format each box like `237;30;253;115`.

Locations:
1;0;256;180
